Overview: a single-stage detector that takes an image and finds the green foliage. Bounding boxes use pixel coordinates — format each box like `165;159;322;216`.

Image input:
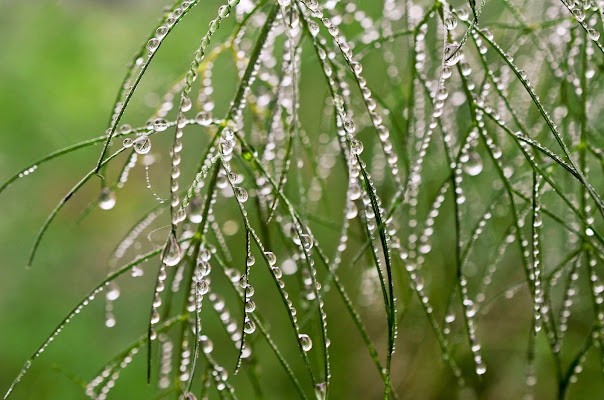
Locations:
1;0;604;399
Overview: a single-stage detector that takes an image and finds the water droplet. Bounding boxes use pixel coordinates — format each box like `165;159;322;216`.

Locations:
199;247;211;262
123;138;133;148
299;334;312;351
346;202;358;219
181;96;192;112
300;234;313;250
147;38;160;52
264;251;277;266
156;26;168;38
153;118;168;131
573;8;586;22
151;310;160;324
195;111;212;126
588;28;600;41
244;284;255;297
245;300;256;313
315;382;327;400
308;20;320;36
161;231;182;267
235;187;248;202
463;153;483;176
106;284;120;301
350;139;364;155
445;16;457;30
188;199;202;223
243;319;256;334
306;0;319;11
200;335;213;353
246;255;255;267
98;189;116;210
120;124;132;133
134;136;152;154
444;43;462;66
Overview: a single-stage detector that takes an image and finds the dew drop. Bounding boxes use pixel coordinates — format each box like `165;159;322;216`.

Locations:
350;139;364;155
299;334;312;351
444;43;462;66
134;136;152;154
264;251;277;266
243;319;256;334
156;26;168;38
573;8;586;22
588;28;600;41
98;189;116;210
315;382;327;400
346;202;358;219
147;38;160;52
300;234;313;250
153;118;168;131
188;199;202;223
181;96;192;112
246;255;255;267
151;310;160;325
161;231;182;267
463;153;483;176
235;187;248;203
445;16;457;30
106;285;120;301
120;124;132;133
195;111;212;126
245;300;256;313
308;20;320;36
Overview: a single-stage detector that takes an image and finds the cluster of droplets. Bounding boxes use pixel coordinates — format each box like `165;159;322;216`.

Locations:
17;165;37;178
104;283;120;328
587;256;604;368
158;335;173;389
208;293;252;359
85;346;140;399
306;0;402;186
564;0;602;42
149;265;168;342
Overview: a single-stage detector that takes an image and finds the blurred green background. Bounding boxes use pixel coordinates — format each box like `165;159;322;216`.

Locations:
1;1;604;399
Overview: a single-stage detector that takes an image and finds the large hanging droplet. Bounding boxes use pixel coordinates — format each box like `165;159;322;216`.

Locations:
134;136;152;154
161;231;182;267
298;334;312;352
315;383;327;400
98;189;116;210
